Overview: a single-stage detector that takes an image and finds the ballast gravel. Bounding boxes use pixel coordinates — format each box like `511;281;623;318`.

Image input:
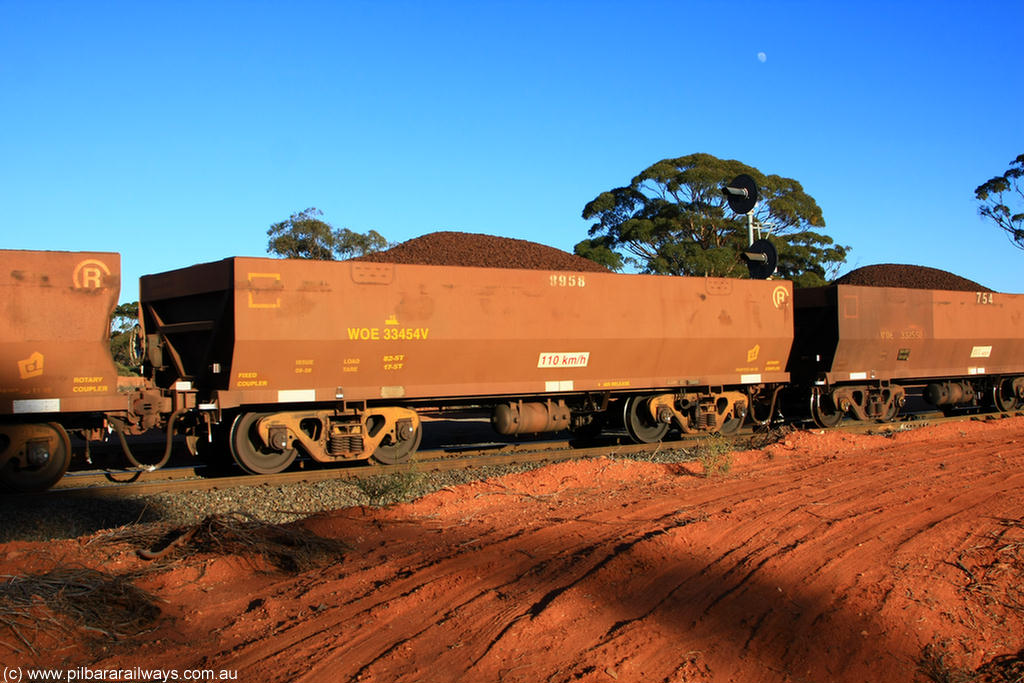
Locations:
0;439;712;544
0;463;548;544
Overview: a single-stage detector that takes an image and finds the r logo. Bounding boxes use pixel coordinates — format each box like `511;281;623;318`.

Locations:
771;286;789;309
18;351;44;379
73;259;111;289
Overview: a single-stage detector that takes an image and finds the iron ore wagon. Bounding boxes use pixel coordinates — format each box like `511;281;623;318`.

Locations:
788;283;1024;426
138;257;794;474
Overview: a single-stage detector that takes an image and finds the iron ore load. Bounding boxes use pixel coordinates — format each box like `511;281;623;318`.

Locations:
1;234;1023;493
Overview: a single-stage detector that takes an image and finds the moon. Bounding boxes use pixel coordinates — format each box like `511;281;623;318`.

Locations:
757;52;767;63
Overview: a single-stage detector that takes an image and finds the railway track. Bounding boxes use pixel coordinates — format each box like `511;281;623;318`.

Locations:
37;409;1024;500
48;438;682;497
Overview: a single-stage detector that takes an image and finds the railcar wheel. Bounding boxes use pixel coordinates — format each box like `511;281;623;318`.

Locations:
230;412;297;475
623;396;670;443
993;379;1022;412
372;423;423;465
880;399;900;422
810;392;843;428
0;423;71;493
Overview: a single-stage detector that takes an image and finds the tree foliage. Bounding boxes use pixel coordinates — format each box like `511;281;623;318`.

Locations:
110;301;139;376
267;208;389;260
575;153;849;287
975;153;1024;250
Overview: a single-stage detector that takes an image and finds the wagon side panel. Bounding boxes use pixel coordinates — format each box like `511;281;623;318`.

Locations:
0;250;122;415
803;285;1024;385
218;259;793;406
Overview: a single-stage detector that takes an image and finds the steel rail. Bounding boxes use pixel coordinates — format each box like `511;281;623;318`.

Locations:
33;409;1024;499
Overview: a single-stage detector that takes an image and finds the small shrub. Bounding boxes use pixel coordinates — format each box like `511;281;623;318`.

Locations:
351;471;425;506
695;434;734;477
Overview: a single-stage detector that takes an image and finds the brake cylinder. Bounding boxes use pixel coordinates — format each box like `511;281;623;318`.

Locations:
924;381;976;406
491;401;571;435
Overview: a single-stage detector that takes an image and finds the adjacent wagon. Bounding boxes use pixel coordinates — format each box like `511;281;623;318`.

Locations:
0;250;124;490
788;284;1024;426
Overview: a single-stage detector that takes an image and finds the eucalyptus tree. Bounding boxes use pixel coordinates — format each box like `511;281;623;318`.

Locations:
267;208;389;260
975;154;1024;250
575;153;849;286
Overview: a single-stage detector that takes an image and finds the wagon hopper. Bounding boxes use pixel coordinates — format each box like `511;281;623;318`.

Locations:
788;284;1024;426
0;250;125;491
140;258;794;473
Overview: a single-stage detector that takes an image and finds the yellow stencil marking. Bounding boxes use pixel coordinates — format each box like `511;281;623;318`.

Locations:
771;286;789;309
18;352;44;379
747;344;761;363
247;272;281;309
236;371;269;388
72;376;109;393
73;259;112;289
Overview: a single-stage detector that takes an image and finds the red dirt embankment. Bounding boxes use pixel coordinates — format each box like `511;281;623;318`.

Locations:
5;418;1024;682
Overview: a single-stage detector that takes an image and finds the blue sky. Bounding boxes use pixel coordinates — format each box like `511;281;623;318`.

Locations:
2;1;1022;301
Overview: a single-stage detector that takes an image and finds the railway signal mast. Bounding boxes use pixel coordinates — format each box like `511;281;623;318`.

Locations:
723;174;778;279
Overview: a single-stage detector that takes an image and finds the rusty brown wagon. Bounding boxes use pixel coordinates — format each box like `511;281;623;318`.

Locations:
0;250;194;491
139;258;795;474
0;250;126;490
788;284;1024;427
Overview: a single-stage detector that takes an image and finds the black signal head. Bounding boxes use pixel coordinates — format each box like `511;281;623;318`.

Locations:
723;174;758;214
743;238;778;279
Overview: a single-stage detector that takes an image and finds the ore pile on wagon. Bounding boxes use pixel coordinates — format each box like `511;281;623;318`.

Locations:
834;263;992;292
353;231;611;272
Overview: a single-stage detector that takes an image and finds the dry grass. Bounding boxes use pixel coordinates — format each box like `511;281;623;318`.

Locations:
351;471;426;506
918;642;1024;683
917;643;977;683
98;512;350;572
953;517;1024;616
974;648;1024;683
745;423;796;450
0;568;159;655
919;517;1024;683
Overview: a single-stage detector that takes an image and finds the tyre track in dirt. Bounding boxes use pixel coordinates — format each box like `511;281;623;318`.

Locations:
178;422;1022;682
22;418;1024;682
